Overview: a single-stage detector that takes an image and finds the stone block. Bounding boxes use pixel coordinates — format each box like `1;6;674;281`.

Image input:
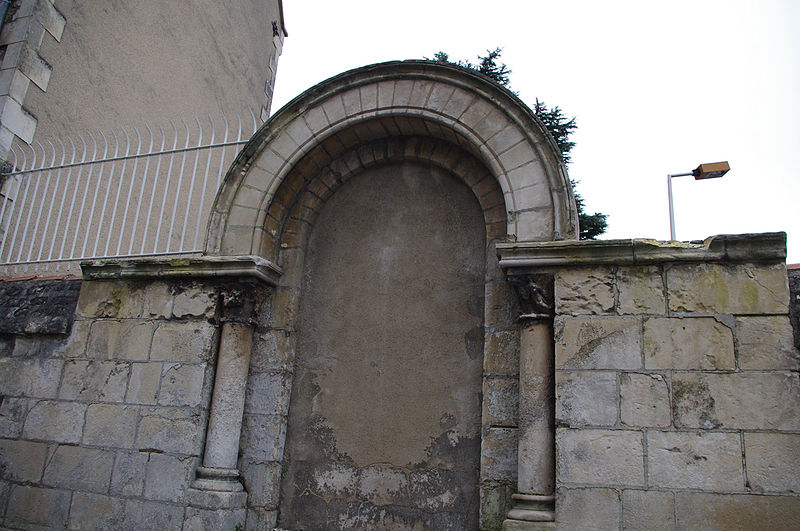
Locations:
83;403;138;447
676;492;800;530
143;453;192;502
126;362;162;404
244;370;291;416
647;430;743;490
480;427;518;482
184;507;247;531
483;376;519;427
555;371;617;427
42;445;115;492
59;359;129;402
240;459;282;507
0;278;80;334
5;485;71;529
556;487;620;530
480;482;514;531
136;406;204;455
151;321;216;362
667;262;789;314
239;413;286;463
173;285;216;318
622;490;675;531
142;281;173;318
555;267;614;315
246;508;278;531
0;357;62;398
744;432;800;493
110;450;148;496
620;372;670;427
68;492;126;530
616;265;666;314
484;329;520;376
124;499;185;529
87;319;154;361
735;316;799;370
77;280;143;318
0;438;47;481
485;280;518;330
644;317;735;370
158;363;207;407
672;372;800;430
556;428;644;486
22;400;86;443
251;329;294;372
555;316;641;369
0;396;31;437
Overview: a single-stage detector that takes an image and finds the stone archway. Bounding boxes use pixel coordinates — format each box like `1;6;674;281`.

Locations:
203;60;578;529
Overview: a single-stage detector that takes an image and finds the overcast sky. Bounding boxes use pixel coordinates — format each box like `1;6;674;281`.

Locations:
272;0;800;263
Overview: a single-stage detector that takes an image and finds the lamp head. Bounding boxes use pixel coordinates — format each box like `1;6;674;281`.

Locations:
692;161;730;180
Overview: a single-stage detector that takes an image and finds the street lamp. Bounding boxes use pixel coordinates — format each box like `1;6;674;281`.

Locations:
667;161;729;240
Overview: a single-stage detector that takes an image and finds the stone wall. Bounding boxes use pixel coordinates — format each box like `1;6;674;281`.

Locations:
499;233;800;530
788;265;799;349
0;265;273;530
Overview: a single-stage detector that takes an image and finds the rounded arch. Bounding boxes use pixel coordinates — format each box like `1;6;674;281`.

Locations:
206;60;578;257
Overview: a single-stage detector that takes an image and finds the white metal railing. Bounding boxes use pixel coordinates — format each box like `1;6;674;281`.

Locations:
0;111;260;276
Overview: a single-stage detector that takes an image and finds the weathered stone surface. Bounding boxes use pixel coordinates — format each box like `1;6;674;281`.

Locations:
622;489;675;531
555;316;641;369
556;487;620;530
735;316;799;370
110;450;148;496
555;267;614;315
42;445;115;492
184;507;247;531
240;459;282;507
68;492;126;530
620;372;671;427
676;492;800;530
172;284;216;318
60;359;129;402
481;427;518;482
647;431;743;490
77;280;143;318
143;453;192;502
150;321;216;362
358;464;411;507
483;376;519;427
556;428;644;486
142;281;173;318
0;279;80;334
0;438;47;482
667;262;789;314
251;329;294;372
0;396;31;437
0;357;62;398
555;371;617;427
11;320;89;358
244;370;291;416
246;508;278;531
22;400;86;443
239;414;286;463
672;372;800;430
486;280;519;330
616;265;666;315
158;363;207;407
124;499;185;529
136;407;204;455
644;317;735;370
126;362;162;404
87;319;153;361
484;329;520;376
5;485;71;529
83;403;138;447
744;432;800;493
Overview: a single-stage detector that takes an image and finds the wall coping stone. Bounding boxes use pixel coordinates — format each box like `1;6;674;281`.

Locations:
80;255;282;285
497;233;786;269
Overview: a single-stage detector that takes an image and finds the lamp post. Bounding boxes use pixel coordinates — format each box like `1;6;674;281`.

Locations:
667;161;729;240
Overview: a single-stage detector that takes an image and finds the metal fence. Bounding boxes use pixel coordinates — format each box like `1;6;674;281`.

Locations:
0;111;260;276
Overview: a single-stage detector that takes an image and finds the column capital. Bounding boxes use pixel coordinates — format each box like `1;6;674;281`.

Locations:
507;273;554;323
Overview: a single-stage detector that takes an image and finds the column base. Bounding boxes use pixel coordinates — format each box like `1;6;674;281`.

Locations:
502;493;555;530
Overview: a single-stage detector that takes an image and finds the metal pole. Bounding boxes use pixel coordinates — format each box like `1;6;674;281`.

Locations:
667;172;692;240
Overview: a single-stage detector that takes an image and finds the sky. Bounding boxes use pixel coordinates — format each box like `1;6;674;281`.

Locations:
272;0;800;263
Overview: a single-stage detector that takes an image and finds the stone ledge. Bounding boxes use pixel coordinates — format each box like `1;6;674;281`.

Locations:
80;255;282;285
497;233;786;269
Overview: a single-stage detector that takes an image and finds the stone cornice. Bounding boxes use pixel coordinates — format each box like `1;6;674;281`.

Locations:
498;233;787;269
80;255;282;285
